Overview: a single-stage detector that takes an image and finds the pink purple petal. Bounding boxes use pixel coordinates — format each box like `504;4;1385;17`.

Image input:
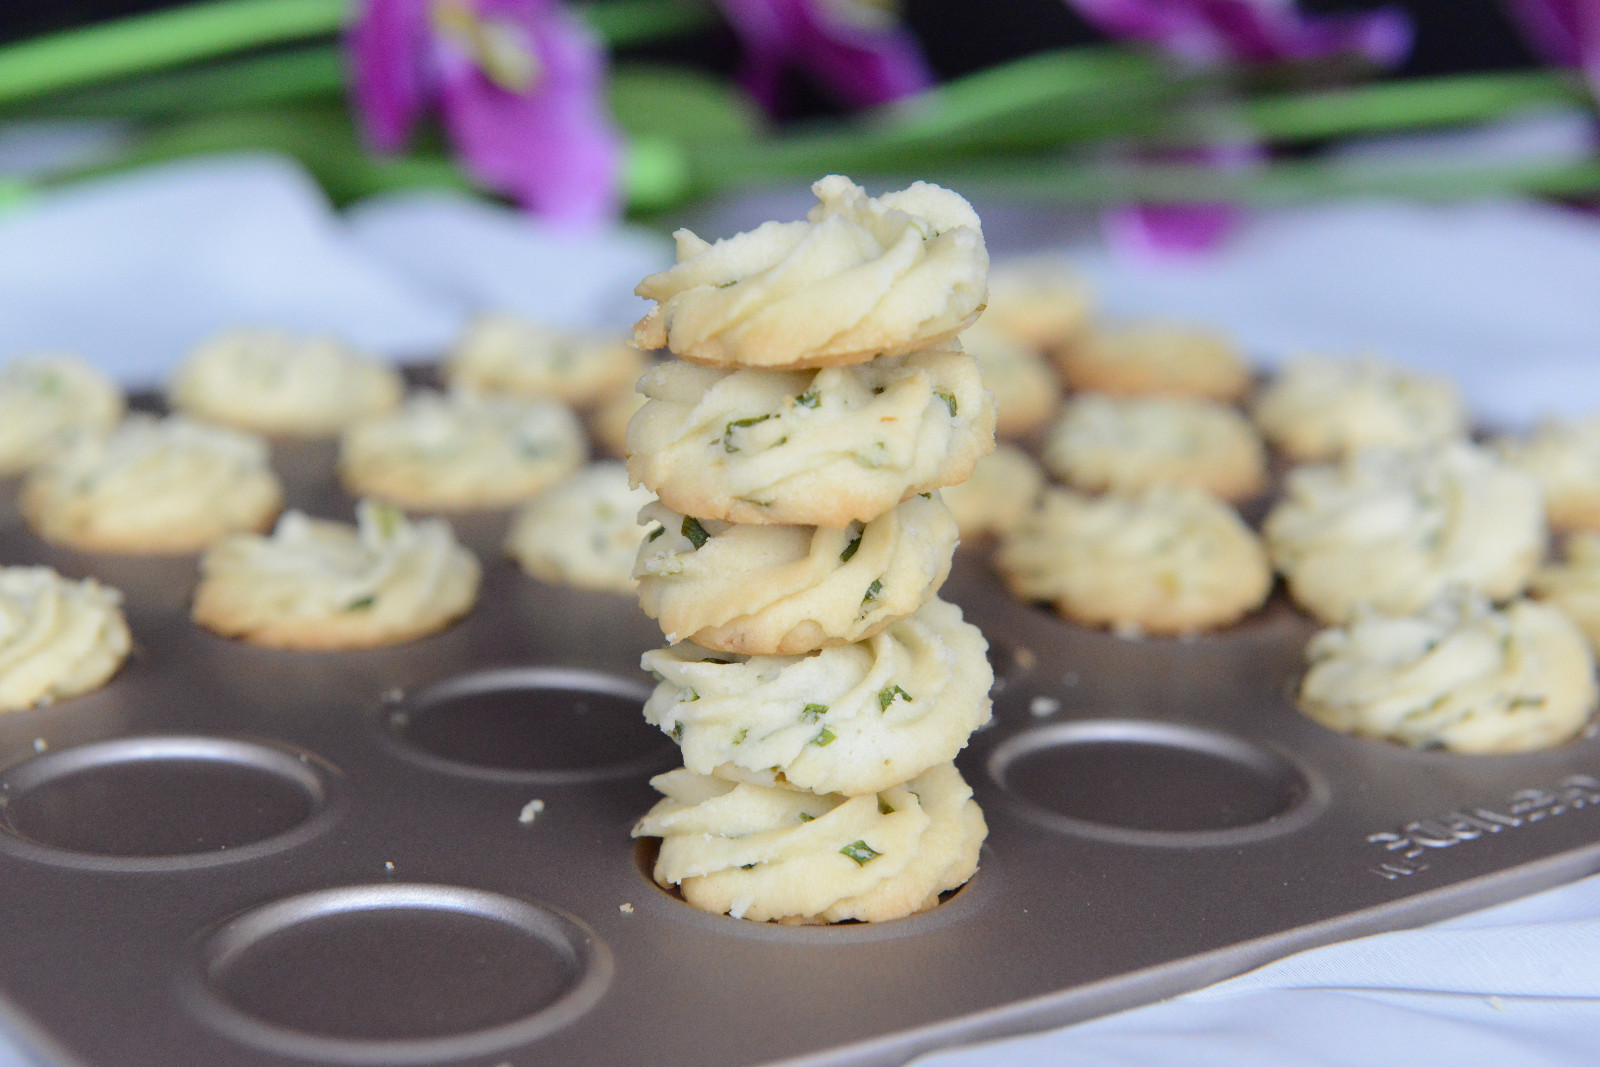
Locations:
349;0;437;152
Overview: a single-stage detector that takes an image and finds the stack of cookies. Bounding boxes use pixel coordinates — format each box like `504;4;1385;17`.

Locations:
625;176;997;923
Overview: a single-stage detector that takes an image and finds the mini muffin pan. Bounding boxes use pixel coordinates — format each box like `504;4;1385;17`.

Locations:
2;397;1600;1067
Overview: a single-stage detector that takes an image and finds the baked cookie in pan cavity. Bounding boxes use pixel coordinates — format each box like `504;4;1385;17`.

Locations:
21;414;283;555
1252;354;1466;462
1495;415;1600;532
634;493;958;655
940;444;1046;541
640;597;991;797
505;462;656;594
0;566;130;711
167;328;403;437
192;500;480;649
633;760;986;924
445;314;647;408
633;175;988;370
0;355;124;476
339;389;588;510
981;257;1094;355
1298;589;1597;754
962;320;1061;439
1041;392;1268;503
1053;323;1250;403
995;485;1272;637
1531;533;1600;654
626;345;996;528
1265;442;1545;625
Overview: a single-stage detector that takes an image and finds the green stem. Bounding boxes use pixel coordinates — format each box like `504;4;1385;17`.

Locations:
583;0;719;47
0;0;348;104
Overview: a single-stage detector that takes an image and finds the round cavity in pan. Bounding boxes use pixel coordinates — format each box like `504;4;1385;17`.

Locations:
988;719;1325;846
183;884;610;1065
0;735;337;870
383;667;674;782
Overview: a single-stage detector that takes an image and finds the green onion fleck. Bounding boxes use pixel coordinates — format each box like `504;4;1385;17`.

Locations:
936;390;958;417
878;797;895;815
878;685;911;711
795;389;821;409
798;812;816;823
346;594;377;611
732;727;748;744
811;727;836;747
840;531;862;563
862;579;883;605
840;840;881;866
723;414;772;453
647;526;665;542
671;721;684;741
801;703;827;722
681;516;709;549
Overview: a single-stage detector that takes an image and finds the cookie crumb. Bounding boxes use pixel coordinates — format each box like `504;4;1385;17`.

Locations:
619;902;634;914
518;799;546;824
384;861;395;872
31;738;46;753
1029;696;1060;717
1014;646;1036;670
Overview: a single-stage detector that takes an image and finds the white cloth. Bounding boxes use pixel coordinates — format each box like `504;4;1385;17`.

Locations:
1;150;1599;1067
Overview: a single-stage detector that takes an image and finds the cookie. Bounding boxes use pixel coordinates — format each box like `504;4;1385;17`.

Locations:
963;320;1061;439
1041;393;1268;503
982;258;1094;354
1530;532;1600;653
20;415;283;555
636;493;958;654
633;760;986;923
1252;354;1466;461
634;176;988;370
0;566;130;711
940;444;1046;541
0;355;124;476
1298;590;1597;753
168;328;403;437
339;389;587;510
1054;323;1250;402
640;597;991;795
505;462;656;594
1495;415;1600;532
627;345;996;528
995;485;1272;636
192;500;480;649
1264;442;1545;625
590;384;647;458
445;314;646;407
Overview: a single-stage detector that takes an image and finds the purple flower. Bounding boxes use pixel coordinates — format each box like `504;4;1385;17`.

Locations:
350;0;623;224
1067;0;1413;67
716;0;935;115
1503;0;1600;98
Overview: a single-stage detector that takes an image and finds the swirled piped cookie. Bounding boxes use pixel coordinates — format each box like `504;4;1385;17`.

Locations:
1264;442;1544;625
1253;354;1466;461
1531;533;1600;653
0;567;130;711
168;329;403;437
505;462;656;593
590;384;648;458
1041;393;1267;503
0;355;124;476
1495;415;1600;532
634;176;988;370
339;389;587;510
633;760;985;923
192;500;480;648
982;258;1094;354
963;320;1061;439
1298;590;1597;753
21;415;283;554
1053;323;1250;402
445;315;646;407
636;493;957;654
641;597;990;795
627;345;995;527
940;444;1046;540
995;485;1272;636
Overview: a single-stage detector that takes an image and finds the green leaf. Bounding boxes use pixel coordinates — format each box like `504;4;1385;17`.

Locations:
609;63;762;146
840;840;881;866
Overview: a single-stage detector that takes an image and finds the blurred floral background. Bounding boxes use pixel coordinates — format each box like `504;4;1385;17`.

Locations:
0;0;1596;248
